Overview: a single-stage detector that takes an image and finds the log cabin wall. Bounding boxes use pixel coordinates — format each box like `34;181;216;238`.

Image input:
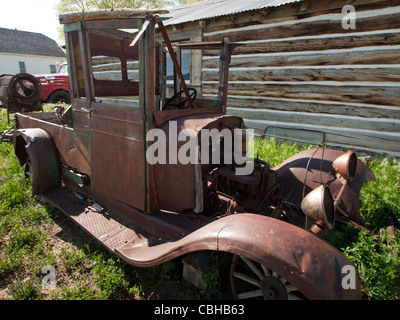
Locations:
162;0;400;156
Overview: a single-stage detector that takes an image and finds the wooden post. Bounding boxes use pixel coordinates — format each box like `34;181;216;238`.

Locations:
219;37;231;114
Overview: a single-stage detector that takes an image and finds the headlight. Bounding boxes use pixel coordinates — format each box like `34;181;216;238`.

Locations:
301;185;335;229
333;151;357;181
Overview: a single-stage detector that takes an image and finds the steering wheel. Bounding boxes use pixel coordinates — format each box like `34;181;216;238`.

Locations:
162;88;197;110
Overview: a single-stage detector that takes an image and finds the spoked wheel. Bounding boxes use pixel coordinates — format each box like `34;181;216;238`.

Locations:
230;254;306;300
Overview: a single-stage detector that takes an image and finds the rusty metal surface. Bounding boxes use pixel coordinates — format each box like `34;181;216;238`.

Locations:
274;148;375;224
43;186;209;241
115;212;360;300
13;128;60;194
42;186;159;251
15;113;91;175
162;0;303;26
153;108;223;127
42;185;359;300
154;113;243;212
90;101;146;211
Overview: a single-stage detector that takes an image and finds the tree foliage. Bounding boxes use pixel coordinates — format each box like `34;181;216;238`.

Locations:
56;0;168;14
56;0;203;14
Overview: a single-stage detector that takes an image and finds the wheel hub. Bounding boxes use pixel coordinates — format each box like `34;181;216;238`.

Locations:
261;276;287;300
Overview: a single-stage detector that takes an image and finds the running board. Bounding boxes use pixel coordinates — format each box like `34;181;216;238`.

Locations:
41;187;265;269
41;186;227;268
42;187;164;258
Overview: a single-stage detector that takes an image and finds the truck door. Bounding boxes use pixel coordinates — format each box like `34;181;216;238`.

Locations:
87;31;146;211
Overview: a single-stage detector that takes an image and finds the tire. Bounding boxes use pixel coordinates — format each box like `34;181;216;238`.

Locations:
47;90;70;104
7;73;42;103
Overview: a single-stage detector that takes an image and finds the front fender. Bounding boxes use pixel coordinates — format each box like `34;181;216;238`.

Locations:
273;148;375;224
116;213;360;300
13;128;61;195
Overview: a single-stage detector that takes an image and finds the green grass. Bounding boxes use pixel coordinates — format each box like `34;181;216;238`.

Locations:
341;155;400;300
359;157;400;231
1;108;399;300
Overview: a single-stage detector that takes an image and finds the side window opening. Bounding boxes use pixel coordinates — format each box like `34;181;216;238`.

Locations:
88;31;140;107
92;56;122;81
164;48;192;107
166;49;190;82
127;59;139;82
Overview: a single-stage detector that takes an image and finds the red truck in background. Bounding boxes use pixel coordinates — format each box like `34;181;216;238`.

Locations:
35;62;70;104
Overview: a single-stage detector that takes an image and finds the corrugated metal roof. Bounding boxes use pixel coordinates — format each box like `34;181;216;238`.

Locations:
162;0;304;26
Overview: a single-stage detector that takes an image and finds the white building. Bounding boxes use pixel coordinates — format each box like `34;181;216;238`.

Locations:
0;27;66;75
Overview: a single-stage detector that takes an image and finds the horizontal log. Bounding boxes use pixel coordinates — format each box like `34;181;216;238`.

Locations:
92;62;121;71
235;31;400;54
92;56;120;66
201;0;399;34
92;61;139;71
203;10;400;43
203;81;400;106
203;30;400;55
242;119;400;154
203;65;400;82
227;107;400;132
224;95;400;119
93;70;139;81
203;46;400;68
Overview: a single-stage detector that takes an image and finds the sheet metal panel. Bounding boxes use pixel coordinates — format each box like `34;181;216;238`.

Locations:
162;0;303;26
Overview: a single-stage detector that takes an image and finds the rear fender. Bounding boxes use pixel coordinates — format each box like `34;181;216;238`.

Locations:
116;213;361;300
13;128;61;195
273;148;375;224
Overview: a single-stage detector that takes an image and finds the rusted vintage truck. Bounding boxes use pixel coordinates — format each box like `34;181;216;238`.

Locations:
10;9;375;300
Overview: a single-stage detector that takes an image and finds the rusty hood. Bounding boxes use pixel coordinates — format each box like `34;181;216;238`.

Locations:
151;109;243;213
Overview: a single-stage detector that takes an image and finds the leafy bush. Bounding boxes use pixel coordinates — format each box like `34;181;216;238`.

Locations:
250;136;312;168
8;226;44;250
91;253;127;299
359;157;400;231
343;229;400;300
9;278;42;300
